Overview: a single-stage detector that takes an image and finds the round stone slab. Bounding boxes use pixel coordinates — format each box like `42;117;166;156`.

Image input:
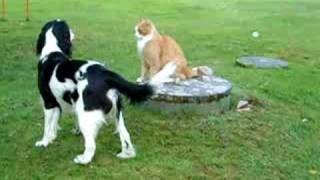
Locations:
145;76;232;114
236;56;288;69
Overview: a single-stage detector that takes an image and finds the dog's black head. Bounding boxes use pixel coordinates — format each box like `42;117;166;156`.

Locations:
36;19;74;57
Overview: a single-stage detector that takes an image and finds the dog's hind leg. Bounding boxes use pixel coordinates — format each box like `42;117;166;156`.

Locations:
106;89;136;159
73;110;104;165
116;110;136;159
35;107;60;147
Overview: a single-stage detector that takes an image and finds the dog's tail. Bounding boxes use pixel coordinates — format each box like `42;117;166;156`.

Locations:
92;62;175;103
104;69;154;103
149;61;177;86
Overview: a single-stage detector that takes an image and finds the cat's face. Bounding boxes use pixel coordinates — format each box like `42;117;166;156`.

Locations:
135;19;154;40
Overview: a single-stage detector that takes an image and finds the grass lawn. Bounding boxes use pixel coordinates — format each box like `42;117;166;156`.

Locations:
1;0;320;179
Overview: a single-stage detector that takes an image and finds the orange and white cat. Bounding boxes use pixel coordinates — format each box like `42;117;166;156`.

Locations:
134;19;209;83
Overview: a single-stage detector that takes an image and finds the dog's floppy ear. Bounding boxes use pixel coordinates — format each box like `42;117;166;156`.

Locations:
55;20;72;57
36;30;45;55
58;32;72;57
36;20;55;56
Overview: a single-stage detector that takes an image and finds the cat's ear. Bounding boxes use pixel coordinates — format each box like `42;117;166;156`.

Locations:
147;19;155;27
139;17;146;22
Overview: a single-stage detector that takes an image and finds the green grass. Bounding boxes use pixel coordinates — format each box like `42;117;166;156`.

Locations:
1;0;320;179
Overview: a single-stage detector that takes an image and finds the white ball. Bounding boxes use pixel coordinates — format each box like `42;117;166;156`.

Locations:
252;31;259;38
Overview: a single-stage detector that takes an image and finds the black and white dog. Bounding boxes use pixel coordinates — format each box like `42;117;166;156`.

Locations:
35;19;176;164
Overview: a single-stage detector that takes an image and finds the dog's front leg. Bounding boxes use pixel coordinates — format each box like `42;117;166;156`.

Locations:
35;107;60;147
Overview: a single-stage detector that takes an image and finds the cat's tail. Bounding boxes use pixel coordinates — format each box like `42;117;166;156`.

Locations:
149;61;177;86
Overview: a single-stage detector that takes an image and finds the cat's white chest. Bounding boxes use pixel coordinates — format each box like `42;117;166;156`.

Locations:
136;34;153;58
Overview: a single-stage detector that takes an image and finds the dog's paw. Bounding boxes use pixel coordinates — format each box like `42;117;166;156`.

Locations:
35;139;49;147
73;154;92;165
117;149;136;159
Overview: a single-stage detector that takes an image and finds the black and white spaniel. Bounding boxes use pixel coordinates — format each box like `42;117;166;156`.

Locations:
35;19;176;164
